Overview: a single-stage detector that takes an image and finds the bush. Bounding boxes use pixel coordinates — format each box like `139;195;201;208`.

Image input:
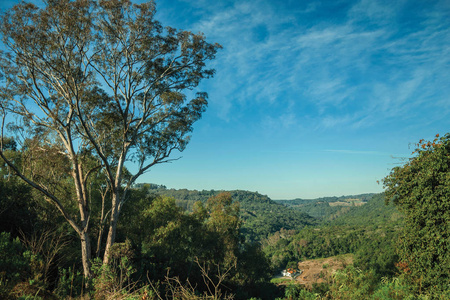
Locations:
54;267;84;298
329;266;377;299
91;239;137;299
0;232;29;286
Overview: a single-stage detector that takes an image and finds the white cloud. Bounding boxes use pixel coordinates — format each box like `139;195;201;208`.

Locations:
348;0;399;24
176;0;450;134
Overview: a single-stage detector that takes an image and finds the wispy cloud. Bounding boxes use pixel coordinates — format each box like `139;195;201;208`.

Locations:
159;0;450;134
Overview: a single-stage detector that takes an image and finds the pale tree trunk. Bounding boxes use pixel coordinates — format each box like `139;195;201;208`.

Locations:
72;162;93;282
102;192;120;265
96;229;104;258
102;153;127;265
80;231;92;280
102;219;116;265
96;187;108;258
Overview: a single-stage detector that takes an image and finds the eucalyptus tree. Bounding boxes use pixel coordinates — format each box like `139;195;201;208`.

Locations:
0;0;220;279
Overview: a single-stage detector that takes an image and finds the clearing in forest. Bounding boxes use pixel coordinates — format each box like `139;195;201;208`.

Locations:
274;254;354;288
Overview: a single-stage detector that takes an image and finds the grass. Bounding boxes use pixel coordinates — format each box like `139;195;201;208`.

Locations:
270;277;293;285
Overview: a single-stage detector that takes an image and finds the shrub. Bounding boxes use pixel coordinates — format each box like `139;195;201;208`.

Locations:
0;232;29;290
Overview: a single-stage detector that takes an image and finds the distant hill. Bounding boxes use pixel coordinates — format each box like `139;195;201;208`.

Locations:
275;193;376;204
262;193;402;272
274;194;376;219
133;184;401;242
273;193;402;226
133;184;317;242
323;193;402;226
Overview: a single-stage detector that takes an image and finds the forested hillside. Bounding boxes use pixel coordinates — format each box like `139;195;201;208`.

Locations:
261;192;402;270
322;193;402;226
142;186;317;242
142;186;404;280
275;194;375;219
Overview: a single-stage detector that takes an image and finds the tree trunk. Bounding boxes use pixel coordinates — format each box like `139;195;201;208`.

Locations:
80;231;92;280
102;215;118;265
102;192;120;265
96;225;104;258
96;187;108;258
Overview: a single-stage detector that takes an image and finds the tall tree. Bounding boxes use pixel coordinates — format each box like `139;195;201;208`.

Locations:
383;134;450;296
0;0;220;279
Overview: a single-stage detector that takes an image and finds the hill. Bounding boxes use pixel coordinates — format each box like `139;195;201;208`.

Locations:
274;194;376;219
323;192;402;226
261;193;403;274
134;184;317;242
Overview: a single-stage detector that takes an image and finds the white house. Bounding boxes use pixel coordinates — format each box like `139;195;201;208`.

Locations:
282;268;301;278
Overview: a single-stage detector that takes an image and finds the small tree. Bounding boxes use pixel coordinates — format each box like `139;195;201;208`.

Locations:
383;133;450;295
0;0;220;280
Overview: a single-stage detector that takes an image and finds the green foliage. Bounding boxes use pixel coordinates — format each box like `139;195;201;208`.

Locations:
91;239;137;299
152;188;316;242
281;283;319;300
329;266;378;299
285;261;298;270
323;266;449;300
0;175;411;299
293;201;342;219
132;196;208;282
262;226;360;270
22;251;45;286
0;232;29;288
262;193;401;278
118;192;275;299
296;288;319;300
205;193;240;267
284;283;301;300
383;134;450;295
54;267;84;298
371;276;415;300
232;242;274;299
324;193;402;226
0;178;37;237
270;277;292;285
353;232;399;279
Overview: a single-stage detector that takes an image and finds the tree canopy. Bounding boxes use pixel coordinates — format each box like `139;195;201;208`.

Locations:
383;133;450;296
0;0;220;279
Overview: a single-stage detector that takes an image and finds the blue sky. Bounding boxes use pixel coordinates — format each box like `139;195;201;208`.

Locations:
2;0;450;199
